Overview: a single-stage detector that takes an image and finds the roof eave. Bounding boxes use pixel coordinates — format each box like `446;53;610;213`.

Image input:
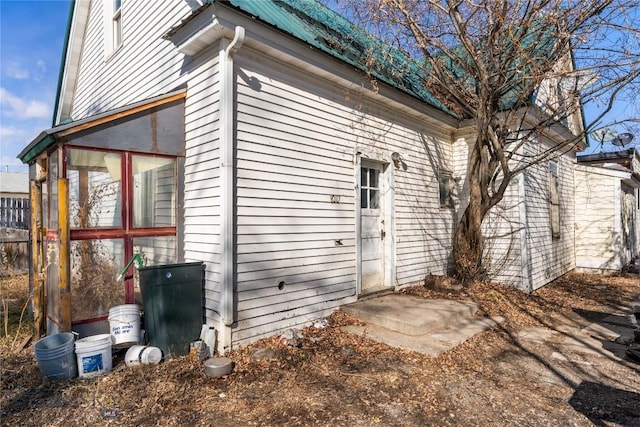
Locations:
576;148;635;165
53;0;92;125
163;3;235;56
18;89;187;164
18;133;56;165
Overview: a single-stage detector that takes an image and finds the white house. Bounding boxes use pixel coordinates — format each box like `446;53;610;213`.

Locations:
19;0;583;353
575;148;640;272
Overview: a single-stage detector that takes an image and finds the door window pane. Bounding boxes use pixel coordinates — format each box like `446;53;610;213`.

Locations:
361;166;380;209
369;190;380;209
369;168;378;188
68;149;122;228
132;155;176;228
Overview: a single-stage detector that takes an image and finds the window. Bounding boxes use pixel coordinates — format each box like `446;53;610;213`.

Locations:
66;147;177;322
361;166;380;209
439;171;454;209
549;162;560;239
132;155;176;228
67;149;123;228
105;0;123;55
113;0;122;48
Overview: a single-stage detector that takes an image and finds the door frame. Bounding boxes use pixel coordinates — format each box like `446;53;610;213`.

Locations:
355;151;396;296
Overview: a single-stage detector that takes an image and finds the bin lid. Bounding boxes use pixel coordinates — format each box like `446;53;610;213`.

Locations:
137;261;204;272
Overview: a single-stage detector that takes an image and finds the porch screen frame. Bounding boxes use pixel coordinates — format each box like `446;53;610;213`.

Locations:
64;145;177;323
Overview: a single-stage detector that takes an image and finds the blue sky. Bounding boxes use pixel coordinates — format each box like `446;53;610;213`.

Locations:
0;0;71;172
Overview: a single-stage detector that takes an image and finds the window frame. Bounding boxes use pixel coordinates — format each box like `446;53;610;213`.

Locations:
438;169;455;209
104;0;123;56
360;165;381;210
64;146;177;312
112;0;122;49
549;161;561;240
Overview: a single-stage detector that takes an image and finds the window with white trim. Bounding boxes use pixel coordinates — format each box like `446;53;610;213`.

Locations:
113;0;122;48
439;170;454;209
549;161;560;239
105;0;123;55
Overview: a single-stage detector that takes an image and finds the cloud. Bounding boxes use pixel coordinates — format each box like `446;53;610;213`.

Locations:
33;59;47;82
0;126;26;138
0;87;50;119
5;62;30;80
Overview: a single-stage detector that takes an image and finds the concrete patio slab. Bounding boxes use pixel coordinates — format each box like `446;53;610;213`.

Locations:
343;316;503;356
341;294;479;336
340;294;503;356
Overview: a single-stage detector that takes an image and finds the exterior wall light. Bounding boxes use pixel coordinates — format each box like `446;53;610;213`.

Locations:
391;152;402;168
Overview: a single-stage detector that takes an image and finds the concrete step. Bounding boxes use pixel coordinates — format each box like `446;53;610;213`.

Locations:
341;294;480;336
343;315;502;357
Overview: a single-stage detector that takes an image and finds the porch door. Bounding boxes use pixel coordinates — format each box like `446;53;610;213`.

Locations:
360;162;385;292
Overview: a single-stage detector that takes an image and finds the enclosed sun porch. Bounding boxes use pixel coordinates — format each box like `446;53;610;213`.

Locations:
18;90;186;339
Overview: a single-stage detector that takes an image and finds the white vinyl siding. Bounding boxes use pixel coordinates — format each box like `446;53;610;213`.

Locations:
574;165;631;272
452;135;575;292
182;51;222;324
482;178;526;290
231;48;454;346
71;0;190;119
524;140;575;290
233;52;355;346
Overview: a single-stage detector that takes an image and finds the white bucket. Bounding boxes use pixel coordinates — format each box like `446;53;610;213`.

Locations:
124;345;163;366
108;304;141;346
74;334;113;378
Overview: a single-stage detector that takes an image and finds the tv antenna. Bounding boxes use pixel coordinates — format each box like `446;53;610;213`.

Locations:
590;128;634;152
611;132;634;147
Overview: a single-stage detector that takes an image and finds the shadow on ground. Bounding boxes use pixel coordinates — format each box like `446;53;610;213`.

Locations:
569;381;640;427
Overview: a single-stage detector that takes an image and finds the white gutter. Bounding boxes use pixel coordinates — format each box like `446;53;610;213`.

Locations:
219;26;245;352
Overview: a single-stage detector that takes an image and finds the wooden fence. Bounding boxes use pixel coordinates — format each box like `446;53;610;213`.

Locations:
1;228;29;274
0;197;29;230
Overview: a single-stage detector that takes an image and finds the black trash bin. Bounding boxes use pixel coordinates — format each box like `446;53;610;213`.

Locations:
138;262;204;360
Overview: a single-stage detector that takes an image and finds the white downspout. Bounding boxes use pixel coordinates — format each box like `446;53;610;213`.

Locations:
354;151;362;296
219;26;245;354
518;165;532;293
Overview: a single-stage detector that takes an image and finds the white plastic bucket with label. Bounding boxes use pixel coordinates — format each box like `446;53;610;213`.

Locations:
74;334;113;378
108;304;141;346
124;345;162;366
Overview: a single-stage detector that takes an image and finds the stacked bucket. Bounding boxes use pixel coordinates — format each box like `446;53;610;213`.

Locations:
109;304;162;367
34;303;161;380
33;332;77;380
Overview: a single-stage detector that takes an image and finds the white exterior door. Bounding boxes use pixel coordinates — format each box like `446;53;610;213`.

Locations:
360;162;385;292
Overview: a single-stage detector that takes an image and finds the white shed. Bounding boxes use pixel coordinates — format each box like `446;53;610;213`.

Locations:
575;148;640;272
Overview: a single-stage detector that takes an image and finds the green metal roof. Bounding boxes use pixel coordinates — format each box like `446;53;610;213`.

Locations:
219;1;559;118
221;0;457;116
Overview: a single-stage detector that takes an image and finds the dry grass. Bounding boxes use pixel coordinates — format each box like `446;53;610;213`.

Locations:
0;274;33;352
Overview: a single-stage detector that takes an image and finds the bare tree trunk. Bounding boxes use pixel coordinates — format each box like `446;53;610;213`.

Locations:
452;140;487;284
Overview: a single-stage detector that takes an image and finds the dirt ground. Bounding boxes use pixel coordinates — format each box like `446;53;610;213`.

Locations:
1;272;639;426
